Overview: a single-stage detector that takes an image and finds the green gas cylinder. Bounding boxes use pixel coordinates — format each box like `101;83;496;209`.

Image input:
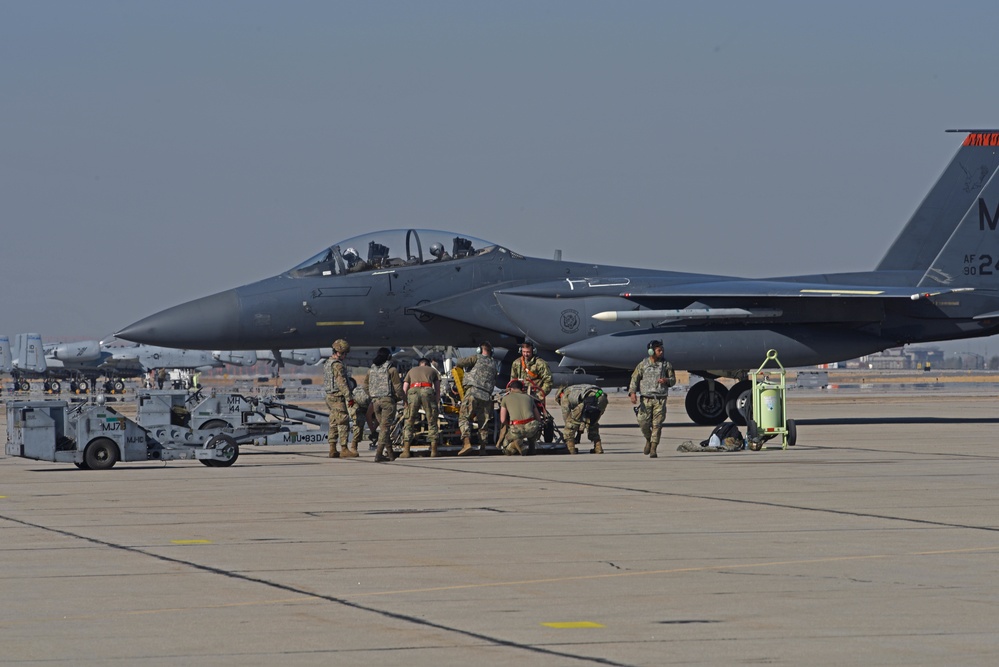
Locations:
759;385;782;431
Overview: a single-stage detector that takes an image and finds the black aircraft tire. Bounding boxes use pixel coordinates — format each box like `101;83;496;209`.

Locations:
786;419;797;447
78;380;90;393
684;381;729;426
50;380;61;393
18;380;31;392
84;438;120;470
724;380;752;426
112;380;125;392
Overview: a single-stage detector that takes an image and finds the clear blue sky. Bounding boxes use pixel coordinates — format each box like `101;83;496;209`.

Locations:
3;1;999;351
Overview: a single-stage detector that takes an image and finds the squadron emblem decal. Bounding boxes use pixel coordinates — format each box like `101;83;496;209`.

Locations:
560;309;580;334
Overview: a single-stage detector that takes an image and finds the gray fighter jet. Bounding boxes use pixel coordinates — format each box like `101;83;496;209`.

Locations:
7;334;257;393
118;130;999;424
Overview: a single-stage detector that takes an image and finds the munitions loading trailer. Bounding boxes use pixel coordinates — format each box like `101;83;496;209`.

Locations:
5;390;333;469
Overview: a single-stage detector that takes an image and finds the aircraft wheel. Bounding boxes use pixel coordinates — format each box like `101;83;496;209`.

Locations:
50;380;61;393
84;438;120;470
724;380;753;426
206;433;239;467
786;419;797;447
18;380;31;392
684;380;729;425
78;379;90;393
112;380;125;393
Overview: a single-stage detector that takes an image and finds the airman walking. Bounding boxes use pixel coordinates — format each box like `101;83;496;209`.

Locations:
628;339;676;458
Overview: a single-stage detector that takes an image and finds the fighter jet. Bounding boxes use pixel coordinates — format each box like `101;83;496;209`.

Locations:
101;343;257;376
118;130;999;424
7;334;258;392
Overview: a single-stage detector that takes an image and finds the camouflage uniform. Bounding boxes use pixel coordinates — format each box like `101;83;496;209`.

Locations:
629;356;676;457
500;390;540;455
350;377;372;450
511;355;553;398
365;361;403;461
401;364;441;456
558;384;609;453
324;354;353;458
455;353;498;444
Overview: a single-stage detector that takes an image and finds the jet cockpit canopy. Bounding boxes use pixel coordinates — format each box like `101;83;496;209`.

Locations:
289;229;508;277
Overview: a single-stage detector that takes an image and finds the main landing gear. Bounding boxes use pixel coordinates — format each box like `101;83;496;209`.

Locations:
684;376;754;426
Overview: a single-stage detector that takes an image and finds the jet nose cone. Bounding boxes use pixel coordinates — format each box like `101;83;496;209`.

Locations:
116;290;241;348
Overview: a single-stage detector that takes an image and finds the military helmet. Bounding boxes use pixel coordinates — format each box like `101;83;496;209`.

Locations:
343;247;358;259
430;242;444;256
332;339;350;354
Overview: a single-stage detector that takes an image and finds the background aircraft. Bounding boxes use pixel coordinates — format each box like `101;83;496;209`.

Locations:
6;334;258;393
0;335;12;376
118;131;999;424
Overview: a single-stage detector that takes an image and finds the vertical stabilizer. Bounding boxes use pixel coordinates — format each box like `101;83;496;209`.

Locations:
877;131;999;272
0;336;11;373
918;133;999;288
13;333;47;373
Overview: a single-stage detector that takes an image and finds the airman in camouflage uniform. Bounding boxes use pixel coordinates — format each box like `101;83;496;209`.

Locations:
324;339;354;458
510;342;553;401
498;380;541;455
454;342;499;455
556;384;609;454
628;339;676;458
400;358;441;457
350;373;373;452
364;348;404;462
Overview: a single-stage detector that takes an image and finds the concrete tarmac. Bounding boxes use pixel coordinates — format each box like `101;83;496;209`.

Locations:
3;392;999;666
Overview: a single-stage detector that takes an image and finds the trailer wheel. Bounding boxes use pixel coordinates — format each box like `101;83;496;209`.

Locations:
786;419;797;447
205;433;239;467
74;461;90;470
84;438;119;470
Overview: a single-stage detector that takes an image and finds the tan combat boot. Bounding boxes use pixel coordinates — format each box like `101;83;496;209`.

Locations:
565;440;577;455
649;442;658;458
329;443;339;459
342;443;358;458
590;441;603;454
457;436;473;456
643;441;651;456
504;440;523;456
399;443;411;458
430;441;438;458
